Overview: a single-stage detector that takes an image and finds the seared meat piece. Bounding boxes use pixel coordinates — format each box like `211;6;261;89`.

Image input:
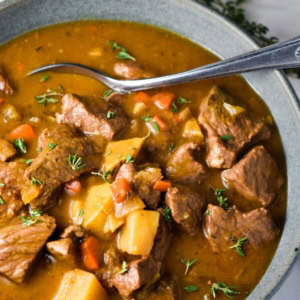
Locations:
25;132;102;208
166;185;206;236
114;61;153;80
149;275;182;300
38;124;77;149
60;224;85;239
134;166;163;209
0;162;25;224
46;238;73;257
111;256;159;297
0;67;13;96
223;146;284;206
204;204;279;253
116;163;136;183
56;94;129;140
0;138;16;161
166;142;207;184
0;214;56;283
198;86;270;168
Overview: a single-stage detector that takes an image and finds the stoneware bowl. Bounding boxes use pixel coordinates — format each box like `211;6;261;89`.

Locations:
0;0;299;298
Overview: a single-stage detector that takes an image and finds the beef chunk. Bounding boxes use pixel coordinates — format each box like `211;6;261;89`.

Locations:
198;86;270;168
116;162;136;183
114;61;153;80
166;185;206;236
0;138;16;161
60;224;85;239
111;256;159;296
56;94;129;140
0;162;25;224
223;146;284;206
0;214;56;283
134;166;163;209
150;275;182;300
204;204;279;253
25;129;102;208
46;238;73;257
0;67;13;96
166;142;207;184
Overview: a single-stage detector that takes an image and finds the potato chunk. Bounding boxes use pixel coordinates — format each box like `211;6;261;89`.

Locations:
54;269;107;300
114;194;146;218
103;137;145;172
118;210;160;256
182;117;204;144
108;214;125;233
71;183;114;238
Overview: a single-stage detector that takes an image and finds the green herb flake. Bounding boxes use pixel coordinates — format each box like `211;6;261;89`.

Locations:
0;197;4;205
229;237;248;256
29;207;42;217
19;216;41;227
181;258;197;275
58;84;65;93
31;176;43;186
68;154;86;171
205;209;212;216
119;261;128;274
40;75;50;82
171;102;179;113
211;187;229;208
106;110;115;119
14;138;27;154
34;89;63;106
78;208;84;218
183;286;199;292
103;149;112;157
125;154;134;164
211;282;239;299
92;170;112;184
162;206;172;223
110;41;136;61
36;147;42;152
141;115;152;122
177;97;191;104
168;143;176;153
48;143;57;150
0;183;5;187
25;158;34;165
220;135;234;141
152;121;160;133
103;89;113;98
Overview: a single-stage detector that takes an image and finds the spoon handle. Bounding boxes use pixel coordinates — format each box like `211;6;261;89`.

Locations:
118;36;300;92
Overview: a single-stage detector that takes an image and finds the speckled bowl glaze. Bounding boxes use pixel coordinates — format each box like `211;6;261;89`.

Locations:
0;0;299;298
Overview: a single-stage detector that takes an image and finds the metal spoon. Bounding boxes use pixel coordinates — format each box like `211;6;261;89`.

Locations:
29;36;300;94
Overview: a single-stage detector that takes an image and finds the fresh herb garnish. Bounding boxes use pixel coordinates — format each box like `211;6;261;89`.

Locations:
19;216;41;227
152;121;160;133
119;261;128;274
36;147;42;152
103;149;112;157
14;138;27;154
0;183;5;187
184;286;199;292
25;158;33;165
177;97;191;104
181;258;197;275
125;154;134;164
92;170;111;184
141;115;152;122
29;207;42;217
0;197;4;205
229;237;248;256
68;154;86;171
220;135;233;141
58;84;65;93
171;102;179;113
106;110;115;119
78;208;84;218
34;89;63;106
211;282;239;299
103;89;113;98
205;209;212;216
40;75;50;82
211;187;229;208
162;206;172;223
31;176;43;186
48;142;57;150
168;143;176;153
110;41;136;61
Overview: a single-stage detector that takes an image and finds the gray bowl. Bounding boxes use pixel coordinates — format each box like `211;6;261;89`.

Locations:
1;0;299;299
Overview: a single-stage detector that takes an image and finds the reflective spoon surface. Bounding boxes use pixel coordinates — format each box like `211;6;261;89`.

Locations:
29;36;300;94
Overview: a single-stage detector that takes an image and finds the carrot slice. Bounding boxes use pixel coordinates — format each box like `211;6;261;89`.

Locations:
111;178;132;203
153;92;175;109
135;91;152;106
153;180;171;192
10;124;35;141
64;179;82;196
152;116;167;131
80;236;101;270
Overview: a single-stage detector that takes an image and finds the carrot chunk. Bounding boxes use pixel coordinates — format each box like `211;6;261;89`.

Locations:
64;179;82;196
153;180;171;192
153;92;175;109
111;178;132;203
152;116;167;131
10;124;35;141
80;236;101;270
134;91;152;106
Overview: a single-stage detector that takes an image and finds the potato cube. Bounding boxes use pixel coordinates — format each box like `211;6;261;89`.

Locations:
118;210;160;256
182;117;204;144
54;269;107;300
114;194;145;218
108;214;125;233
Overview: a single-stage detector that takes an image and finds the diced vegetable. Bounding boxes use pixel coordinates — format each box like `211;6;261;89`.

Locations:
182;117;205;144
9;124;35;142
21;183;41;204
1;104;21;122
111;178;132;203
102;137;146;172
153;92;175;109
153;180;171;192
108;214;125;233
177;107;191;122
135;91;152;106
146;115;167;133
54;269;107;300
114;194;145;218
118;210;160;256
223;102;245;117
65;179;82;196
80;236;101;270
71;183;114;238
133;102;147;115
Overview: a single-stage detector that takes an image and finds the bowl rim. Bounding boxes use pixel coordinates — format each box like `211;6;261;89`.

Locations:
0;0;299;299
